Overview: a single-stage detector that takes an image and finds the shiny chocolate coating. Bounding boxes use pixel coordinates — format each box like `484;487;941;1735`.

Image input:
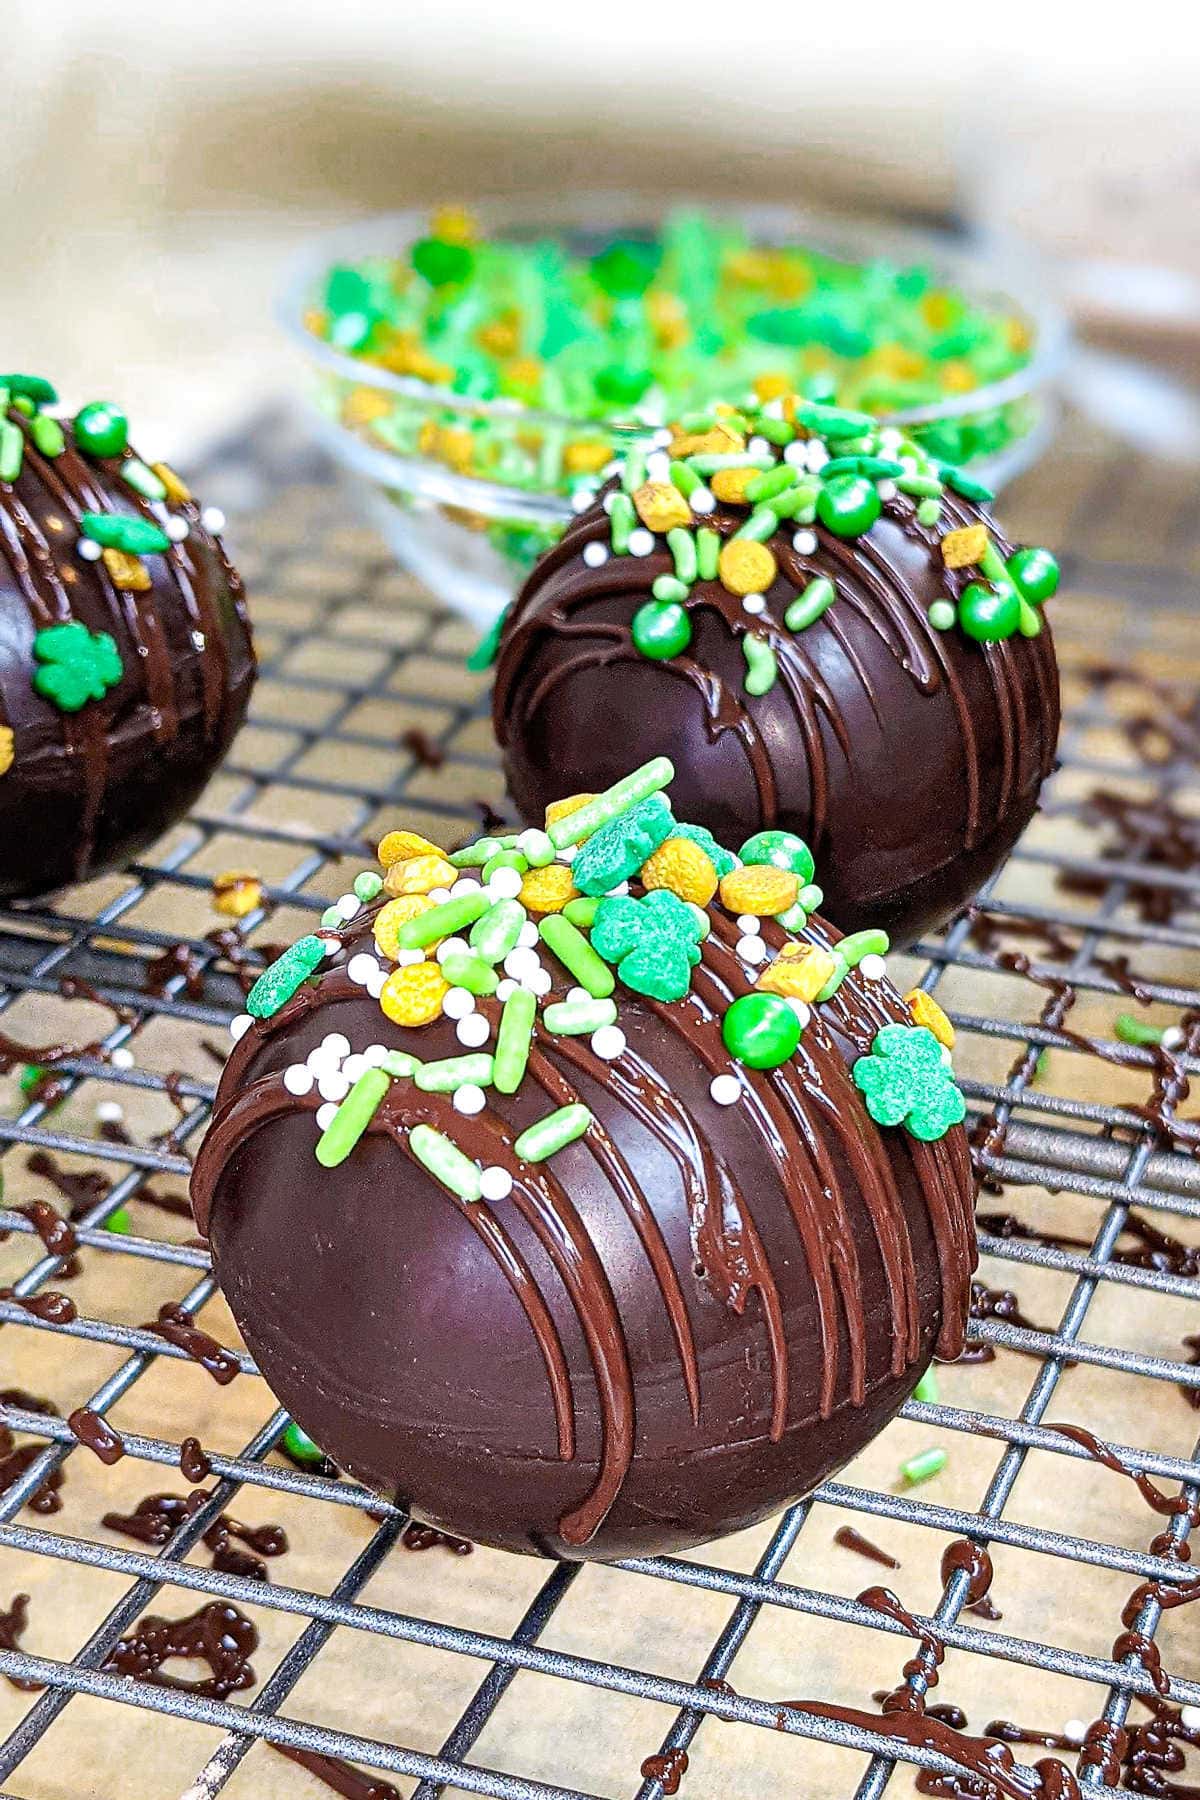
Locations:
192;907;975;1561
493;492;1059;947
0;413;254;898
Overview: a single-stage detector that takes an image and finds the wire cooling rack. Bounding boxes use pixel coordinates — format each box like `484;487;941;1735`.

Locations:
0;413;1198;1800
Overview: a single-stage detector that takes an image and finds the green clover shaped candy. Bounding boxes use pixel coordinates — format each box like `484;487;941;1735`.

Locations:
571;792;675;896
590;888;704;1002
852;1022;965;1141
32;621;123;712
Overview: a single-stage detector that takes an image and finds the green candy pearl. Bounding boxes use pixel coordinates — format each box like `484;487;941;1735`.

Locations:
412;237;474;287
958;582;1021;642
1007;545;1059;605
722;992;802;1070
815;473;881;538
738;828;816;885
632;600;692;660
73;401;129;459
596;363;652;404
928;599;957;632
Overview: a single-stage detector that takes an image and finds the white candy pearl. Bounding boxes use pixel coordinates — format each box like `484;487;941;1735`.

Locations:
428;887;452;904
1162;1026;1186;1051
435;936;469;964
453;1083;486;1116
736;914;762;937
322;1033;351;1058
340;1054;367;1084
524;969;553;997
78;537;104;561
164;515;190;542
567;987;591;1005
456;1013;491;1048
742;593;766;615
347;953;378;986
517;921;540;948
362;1043;389;1066
317;1070;350;1104
283;1064;314;1096
737;935;768;966
690;487;715;513
230;1013;252;1041
201;505;226;533
591;1025;626;1060
1180;1705;1200;1732
504;947;542;982
450;877;481;898
480;1166;514;1201
786;1000;811;1027
315;1102;337;1131
393;947;426;968
1062;1720;1087;1746
792;529;817;555
877;480;897;502
110;1047;134;1069
583;541;609;567
488;867;524;901
710;1074;741;1105
441;987;475;1020
366;969;386;999
784;441;808;467
336;894;360;921
96;1099;124;1123
495;978;517;1001
859;954;888;981
627;528;655;557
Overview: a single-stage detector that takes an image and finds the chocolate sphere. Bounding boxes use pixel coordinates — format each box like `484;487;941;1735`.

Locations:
493;401;1060;947
192;769;976;1560
0;374;255;898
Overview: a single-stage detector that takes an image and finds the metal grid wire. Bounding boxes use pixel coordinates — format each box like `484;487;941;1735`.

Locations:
0;414;1198;1799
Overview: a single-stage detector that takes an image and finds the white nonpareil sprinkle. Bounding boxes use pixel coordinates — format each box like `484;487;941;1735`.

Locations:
456;1013;491;1048
164;515;190;542
1180;1705;1200;1731
450;877;481;899
441;987;475;1020
607;880;630;898
428;887;452;905
710;1074;741;1106
480;1166;513;1201
362;1043;389;1066
77;537;103;561
340;1054;367;1084
1062;1721;1087;1746
347;953;379;987
517;920;540;948
558;843;578;863
283;1063;314;1096
737;935;768;966
200;505;226;533
805;441;829;472
488;867;525;901
859;954;888;981
322;937;339;957
317;1070;350;1104
742;593;766;615
690;487;715;514
792;528;818;556
504;946;542;982
453;1083;486;1116
747;435;770;455
435;936;469;965
786;999;811;1027
601;490;617;514
306;1045;337;1075
315;1102;337;1131
336;894;360;921
571;488;594;514
762;399;785;420
628;528;655;557
322;1033;351;1058
876;479;897;502
784;441;808;467
590;1024;626;1060
1162;1026;1186;1051
495;978;518;1001
96;1099;124;1124
394;947;426;968
366;969;386;999
524;968;553;997
583;541;609;568
230;1013;252;1041
567;987;591;1005
736;914;762;937
110;1047;134;1069
646;451;672;482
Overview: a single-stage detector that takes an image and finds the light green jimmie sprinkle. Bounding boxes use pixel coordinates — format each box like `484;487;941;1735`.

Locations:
814;951;850;1003
901;1447;947;1486
744;463;799;504
494;985;537;1094
381;1049;421;1078
797;882;824;912
669;459;701;498
743;634;778;696
916;498;942;528
752;414;795;446
733;505;779;543
449;836;502;868
514;1103;593;1163
897;472;943;499
913;1366;940;1405
784;577;835;633
696;528;720;581
838;928;890;967
667;527;697;583
686;452;774;476
978;541;1014;593
354;870;383;903
610;491;635;554
547;756;674;850
0;421;24;483
652;574;690;603
415;1053;495;1093
320;905;341;928
440;951;499;995
30;414;65;458
122;458;167;502
539;914;615;997
621;448;647;495
482;849;527;882
470;897;527;962
392;888;490;951
543;997;618;1036
778;484;818;525
315;1067;391;1169
563;896;600;929
409;1123;482;1202
1114;1013;1168;1047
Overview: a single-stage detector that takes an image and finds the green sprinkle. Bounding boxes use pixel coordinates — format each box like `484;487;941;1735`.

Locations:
246;936;327;1018
978;541;1012;591
901;1447;947;1486
381;1049;421;1078
470;898;527;963
1017;598;1042;638
797;882;824;913
482;849;528;882
78;512;171;555
539;914;616;997
320;905;341;928
1114;1013;1167;1047
103;1206;131;1235
0;374;56;405
467;607;507;673
743;633;778;696
543;997;619;1035
440;951;500;995
547;757;674;850
898;472;944;499
494;986;537;1094
838;928;890;967
315;1067;391;1168
733;505;780;543
393;889;490;950
686;453;774;476
609;491;635;553
353;871;383;903
518;829;555;867
696;528;720;581
928;599;956;631
409;1123;482;1201
514;1102;593;1163
651;574;690;603
563;896;600;929
820;455;904;480
121;458;168;502
814;952;851;1003
913;1367;939;1405
669;460;701;498
621;448;647;494
753;415;796;446
415;1053;495;1093
784;577;835;633
30;414;65;458
0;422;23;483
939;464;994;503
449;836;502;868
794;400;875;437
281;1421;327;1467
773;901;808;933
667;527;697;583
744;464;799;504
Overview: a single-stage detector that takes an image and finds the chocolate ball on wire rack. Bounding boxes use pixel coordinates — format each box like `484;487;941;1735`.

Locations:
193;760;976;1561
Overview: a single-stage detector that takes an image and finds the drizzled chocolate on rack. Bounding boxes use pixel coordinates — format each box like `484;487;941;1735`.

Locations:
0;372;255;898
192;758;975;1560
492;393;1060;946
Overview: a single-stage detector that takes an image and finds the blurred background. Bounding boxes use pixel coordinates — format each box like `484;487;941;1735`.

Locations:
3;0;1199;454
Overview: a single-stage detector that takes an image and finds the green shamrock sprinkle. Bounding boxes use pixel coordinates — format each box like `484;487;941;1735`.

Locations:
571;792;675;896
32;622;123;712
79;511;172;556
591;888;704;1002
672;821;738;878
852;1023;965;1141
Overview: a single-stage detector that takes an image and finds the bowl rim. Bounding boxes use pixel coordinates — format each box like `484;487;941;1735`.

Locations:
278;194;1070;439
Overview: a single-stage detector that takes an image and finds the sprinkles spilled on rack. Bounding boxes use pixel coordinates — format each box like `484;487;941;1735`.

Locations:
227;757;967;1193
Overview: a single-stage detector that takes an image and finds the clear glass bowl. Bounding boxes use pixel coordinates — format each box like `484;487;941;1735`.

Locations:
278;199;1067;628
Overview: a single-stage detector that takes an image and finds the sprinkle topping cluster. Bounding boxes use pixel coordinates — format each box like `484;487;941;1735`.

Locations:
232;760;967;1198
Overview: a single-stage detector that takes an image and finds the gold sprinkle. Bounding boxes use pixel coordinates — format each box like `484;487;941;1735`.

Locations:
101;547;151;592
757;942;838;1002
718;538;777;598
151;462;191;504
632;481;692;535
941;525;989;569
0;725;13;777
211;870;262;918
710;467;759;505
563;441;612;476
905;988;956;1049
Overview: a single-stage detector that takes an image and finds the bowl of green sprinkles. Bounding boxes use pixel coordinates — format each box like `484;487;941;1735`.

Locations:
280;199;1066;625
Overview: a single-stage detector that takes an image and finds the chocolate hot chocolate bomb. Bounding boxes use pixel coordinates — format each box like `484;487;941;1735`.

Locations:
193;761;976;1560
0;374;254;898
492;396;1061;947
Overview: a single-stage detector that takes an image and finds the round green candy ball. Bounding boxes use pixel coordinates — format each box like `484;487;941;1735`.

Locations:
596;363;652;405
957;582;1021;642
412;237;474;287
1007;545;1059;605
815;473;882;538
73;401;128;459
928;599;957;632
738;828;816;885
722;992;803;1069
631;600;692;660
